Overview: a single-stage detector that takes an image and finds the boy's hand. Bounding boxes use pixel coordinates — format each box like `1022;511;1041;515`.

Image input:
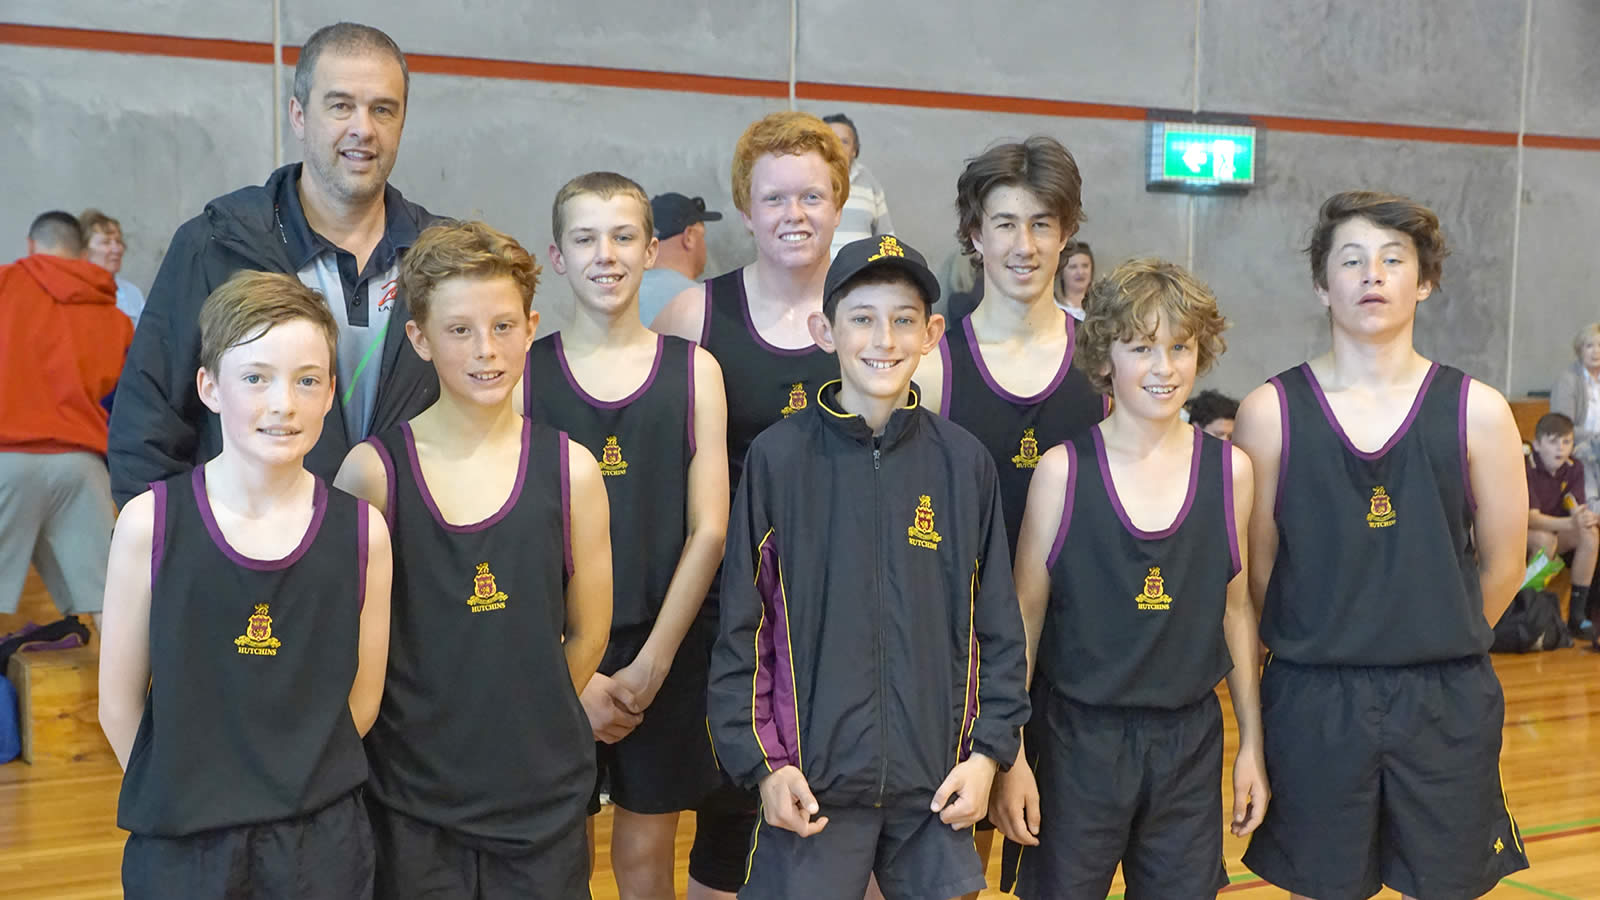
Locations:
932;753;999;830
609;649;668;715
1577;507;1599;530
1230;742;1271;836
759;766;829;836
579;672;642;743
989;756;1041;846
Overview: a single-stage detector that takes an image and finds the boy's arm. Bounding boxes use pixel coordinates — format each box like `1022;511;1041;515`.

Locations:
98;491;156;769
1012;444;1071;687
1467;380;1531;625
963;453;1030;773
612;349;730;710
1221;446;1269;836
563;440;613;693
706;445;794;789
649;283;708;342
349;505;392;736
1232;382;1283;619
333;442;392;519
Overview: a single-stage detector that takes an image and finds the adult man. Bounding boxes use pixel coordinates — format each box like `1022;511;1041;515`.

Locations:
79;209;146;327
107;22;440;504
822;113;894;260
639;192;721;326
0;212;133;626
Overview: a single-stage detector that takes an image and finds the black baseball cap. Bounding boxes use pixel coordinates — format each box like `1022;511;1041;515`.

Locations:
650;193;723;239
824;235;941;313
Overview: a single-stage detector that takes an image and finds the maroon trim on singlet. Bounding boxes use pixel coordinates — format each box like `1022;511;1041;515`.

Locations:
1268;376;1290;518
367;437;398;530
686;340;698;457
1045;441;1079;571
553;332;665;409
356;500;370;612
560;432;574;579
1302;361;1440;461
1092;424;1203;541
937;336;953;417
192;466;328;571
1222;439;1241;578
401;418;531;534
1458;375;1477;512
149;479;167;586
960;315;1074;405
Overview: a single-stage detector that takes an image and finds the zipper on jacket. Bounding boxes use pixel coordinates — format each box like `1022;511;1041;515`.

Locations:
873;439;887;806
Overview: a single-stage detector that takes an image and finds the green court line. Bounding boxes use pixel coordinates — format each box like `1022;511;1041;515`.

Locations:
1502;878;1580;900
1519;816;1600;836
1107;873;1260;899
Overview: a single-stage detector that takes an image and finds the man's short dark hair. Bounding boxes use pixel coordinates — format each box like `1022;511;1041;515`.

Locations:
822;113;859;153
28;211;83;254
1535;412;1575;442
293;22;410;108
1186;389;1239;430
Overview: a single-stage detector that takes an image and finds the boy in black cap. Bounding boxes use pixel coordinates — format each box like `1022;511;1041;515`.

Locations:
639;192;722;325
707;235;1029;900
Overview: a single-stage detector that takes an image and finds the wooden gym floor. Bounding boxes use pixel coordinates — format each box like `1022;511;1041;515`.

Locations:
3;570;1597;899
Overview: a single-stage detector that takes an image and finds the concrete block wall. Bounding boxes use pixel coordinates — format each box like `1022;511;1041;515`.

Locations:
4;1;1597;396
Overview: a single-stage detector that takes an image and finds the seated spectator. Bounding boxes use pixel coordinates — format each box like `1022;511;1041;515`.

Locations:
1549;322;1600;507
0;211;134;629
1186;388;1239;440
822;113;894;259
640;192;721;326
1526;412;1598;638
79;209;146;327
1055;239;1094;319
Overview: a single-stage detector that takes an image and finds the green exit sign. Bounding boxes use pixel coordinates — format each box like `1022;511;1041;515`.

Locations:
1147;120;1260;193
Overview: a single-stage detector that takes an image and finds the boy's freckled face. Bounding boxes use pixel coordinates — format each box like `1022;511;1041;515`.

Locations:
410;275;537;407
1104;313;1198;420
814;281;942;403
201;318;335;467
552;193;658;315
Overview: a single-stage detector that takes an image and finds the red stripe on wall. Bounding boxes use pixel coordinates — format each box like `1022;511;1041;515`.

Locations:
0;23;272;64
8;23;1600;151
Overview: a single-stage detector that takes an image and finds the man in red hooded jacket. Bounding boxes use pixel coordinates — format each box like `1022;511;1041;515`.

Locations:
0;211;134;627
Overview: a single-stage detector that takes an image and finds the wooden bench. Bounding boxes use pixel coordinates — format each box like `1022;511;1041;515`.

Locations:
6;645;113;767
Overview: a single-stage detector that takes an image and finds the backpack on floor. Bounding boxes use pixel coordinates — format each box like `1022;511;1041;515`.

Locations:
1491;589;1573;653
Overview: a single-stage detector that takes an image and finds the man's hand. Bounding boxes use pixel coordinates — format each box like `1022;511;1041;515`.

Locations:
932;753;999;830
989;754;1041;845
1230;742;1271;837
759;766;829;836
579;672;642;744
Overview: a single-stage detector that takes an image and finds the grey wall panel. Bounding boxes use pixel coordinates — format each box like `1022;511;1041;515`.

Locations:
280;0;792;81
0;46;275;292
1194;131;1516;395
795;0;1195;108
374;72;780;333
2;0;270;41
1510;148;1600;397
1200;0;1523;131
1525;1;1600;138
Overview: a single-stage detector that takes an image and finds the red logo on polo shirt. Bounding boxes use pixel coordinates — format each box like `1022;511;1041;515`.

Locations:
378;278;398;312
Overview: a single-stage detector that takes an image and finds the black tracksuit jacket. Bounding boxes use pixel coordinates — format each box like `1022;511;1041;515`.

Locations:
708;381;1029;809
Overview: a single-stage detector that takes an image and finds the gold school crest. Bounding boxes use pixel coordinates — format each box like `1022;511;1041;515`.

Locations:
1011;427;1041;469
235;603;281;655
467;561;509;613
780;382;809;417
1136;567;1174;611
868;235;905;261
907;495;943;550
598;435;629;477
1366;486;1396;528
